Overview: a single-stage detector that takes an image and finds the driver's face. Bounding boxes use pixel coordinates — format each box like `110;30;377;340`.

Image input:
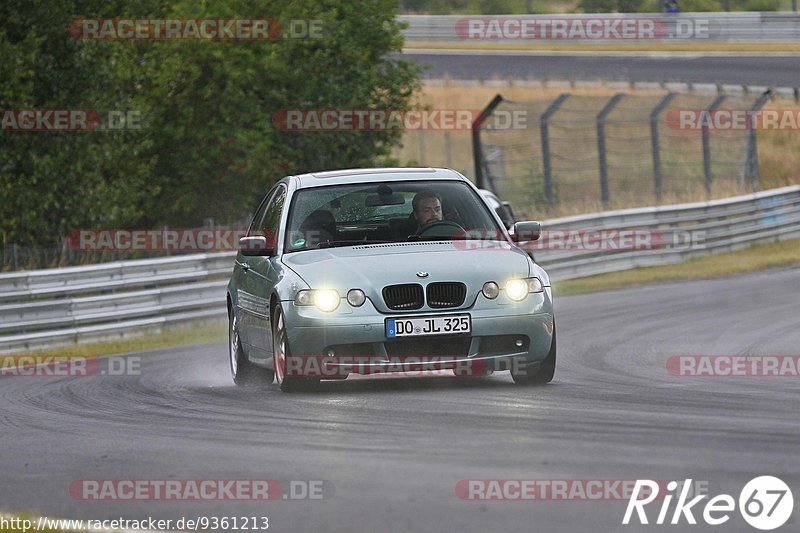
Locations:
415;197;442;227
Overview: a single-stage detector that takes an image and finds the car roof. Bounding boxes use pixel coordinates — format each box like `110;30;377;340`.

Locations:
292;167;467;189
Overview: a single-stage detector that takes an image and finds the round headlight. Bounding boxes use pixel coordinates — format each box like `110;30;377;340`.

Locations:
482;281;499;299
347;289;366;307
313;289;340;312
505;279;528;301
294;290;313;306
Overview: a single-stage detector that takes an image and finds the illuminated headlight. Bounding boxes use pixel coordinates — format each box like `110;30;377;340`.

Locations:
294;289;340;312
505;277;544;301
347;288;366;307
482;281;499;299
313;290;340;312
505;279;529;301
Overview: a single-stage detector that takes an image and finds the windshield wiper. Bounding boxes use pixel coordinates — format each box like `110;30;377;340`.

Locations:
316;239;394;249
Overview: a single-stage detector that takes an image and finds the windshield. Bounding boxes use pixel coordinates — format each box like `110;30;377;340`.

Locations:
284;180;504;252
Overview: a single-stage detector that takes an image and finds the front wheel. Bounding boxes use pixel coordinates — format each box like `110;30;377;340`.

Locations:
272;307;314;392
229;310;274;386
511;325;556;385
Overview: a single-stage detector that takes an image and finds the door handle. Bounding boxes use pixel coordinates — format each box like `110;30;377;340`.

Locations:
240;262;250;272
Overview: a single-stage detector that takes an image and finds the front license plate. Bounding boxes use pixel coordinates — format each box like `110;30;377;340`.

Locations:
386;314;471;338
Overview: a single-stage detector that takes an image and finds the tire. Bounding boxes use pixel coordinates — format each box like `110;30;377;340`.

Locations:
511;325;556;385
272;307;313;392
229;309;274;386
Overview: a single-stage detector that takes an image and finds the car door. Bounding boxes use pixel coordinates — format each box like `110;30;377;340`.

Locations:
241;184;287;359
234;189;273;352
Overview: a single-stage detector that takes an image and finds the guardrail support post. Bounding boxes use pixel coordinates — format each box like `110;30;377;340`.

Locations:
472;94;504;190
597;93;625;206
540;93;570;209
742;89;773;191
650;92;677;202
702;95;727;194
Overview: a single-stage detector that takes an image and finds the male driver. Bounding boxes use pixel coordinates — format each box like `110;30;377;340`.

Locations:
412;190;442;233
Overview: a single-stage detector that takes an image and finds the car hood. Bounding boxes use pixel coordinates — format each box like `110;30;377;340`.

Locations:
281;241;531;313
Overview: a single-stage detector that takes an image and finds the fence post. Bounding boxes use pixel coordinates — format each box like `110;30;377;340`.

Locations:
650;92;677;202
597;93;625;206
444;132;452;168
472;95;504;189
484;146;505;194
703;94;727;194
540;93;570;209
742;89;773;191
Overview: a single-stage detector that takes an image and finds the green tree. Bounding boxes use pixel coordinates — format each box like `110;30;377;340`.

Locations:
0;0;421;249
578;0;647;11
0;0;159;249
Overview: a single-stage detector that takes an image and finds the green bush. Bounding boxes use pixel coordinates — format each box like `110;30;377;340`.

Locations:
680;0;725;10
0;0;421;245
578;0;647;12
578;0;618;12
616;0;649;11
740;0;780;10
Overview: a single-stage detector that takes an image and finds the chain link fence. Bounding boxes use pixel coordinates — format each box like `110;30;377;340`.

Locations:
479;90;775;212
397;87;792;217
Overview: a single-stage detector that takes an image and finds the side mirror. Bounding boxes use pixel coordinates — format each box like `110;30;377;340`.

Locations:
511;221;541;242
239;236;273;256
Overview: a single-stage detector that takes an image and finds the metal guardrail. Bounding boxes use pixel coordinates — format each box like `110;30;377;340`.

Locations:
1;185;799;353
536;184;800;279
0;253;235;353
399;13;800;43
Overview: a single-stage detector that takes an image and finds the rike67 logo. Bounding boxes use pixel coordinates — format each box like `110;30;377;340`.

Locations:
623;476;793;530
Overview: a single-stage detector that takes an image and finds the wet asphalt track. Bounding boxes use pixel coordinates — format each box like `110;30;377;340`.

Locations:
1;267;799;532
406;50;800;86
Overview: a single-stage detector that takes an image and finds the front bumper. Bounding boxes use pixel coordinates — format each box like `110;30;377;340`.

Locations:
281;290;554;378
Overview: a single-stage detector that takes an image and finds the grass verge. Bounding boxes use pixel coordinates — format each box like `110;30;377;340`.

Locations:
553;238;800;295
2;319;227;362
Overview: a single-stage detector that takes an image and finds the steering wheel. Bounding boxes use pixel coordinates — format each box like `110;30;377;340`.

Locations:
416;220;465;239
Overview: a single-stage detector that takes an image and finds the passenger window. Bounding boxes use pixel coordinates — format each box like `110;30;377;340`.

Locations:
248;190;274;237
255;185;286;250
